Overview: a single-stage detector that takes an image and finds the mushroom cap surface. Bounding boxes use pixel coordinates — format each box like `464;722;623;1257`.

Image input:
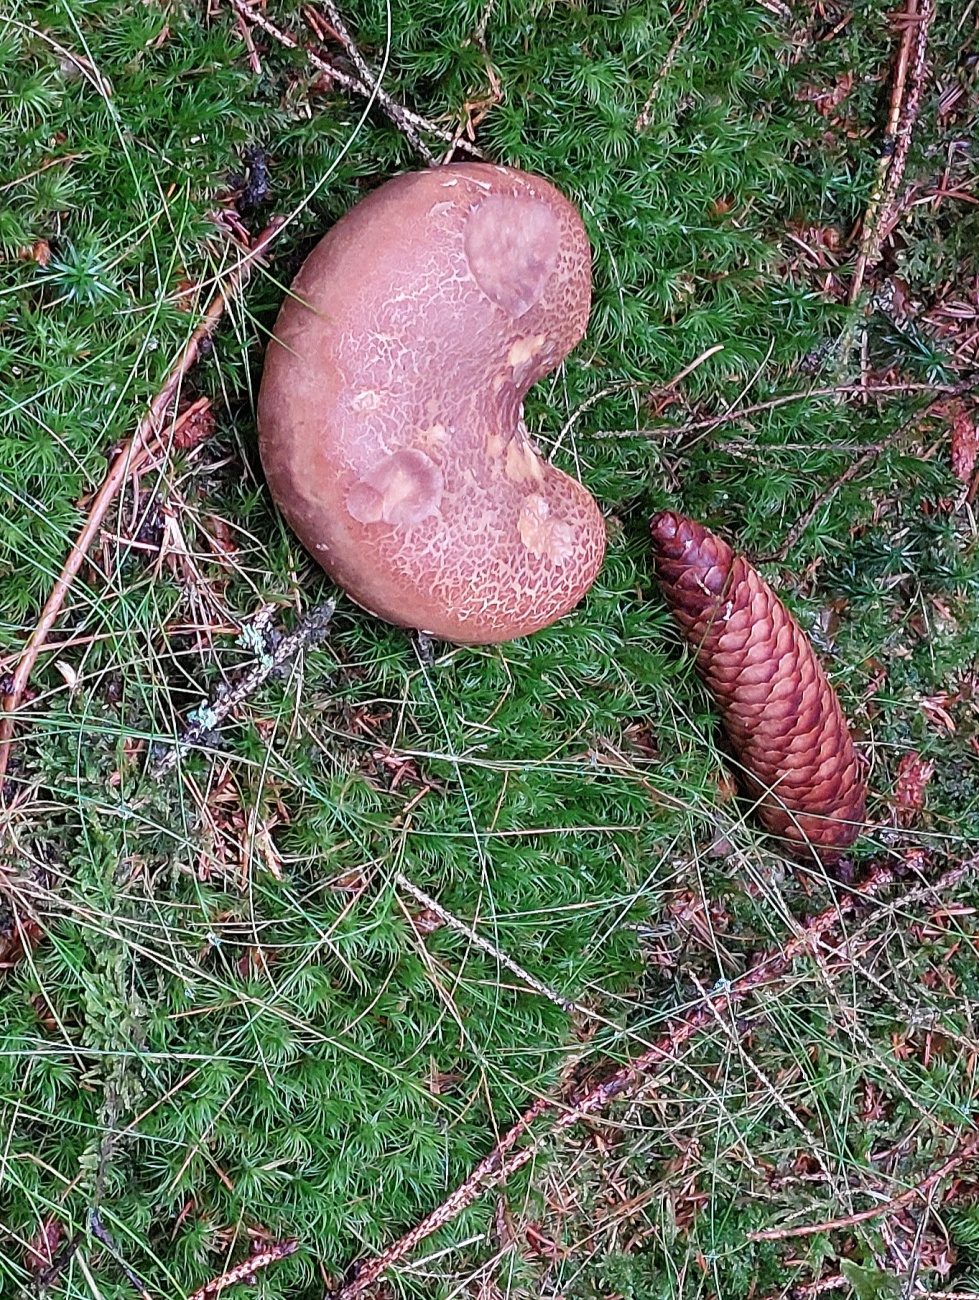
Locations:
257;163;605;644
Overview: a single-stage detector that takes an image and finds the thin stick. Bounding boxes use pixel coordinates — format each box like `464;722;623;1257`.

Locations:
234;7;262;74
185;1239;298;1300
305;0;435;163
0;219;284;785
394;872;582;1014
331;1099;551;1299
88;1210;153;1300
229;0;482;162
0;152;85;197
848;0;934;305
549;344;725;460
593;380;968;443
312;0;436;155
328;859;975;1300
749;1128;979;1241
635;0;710;131
760;391;949;561
150;601;335;778
876;0;937;248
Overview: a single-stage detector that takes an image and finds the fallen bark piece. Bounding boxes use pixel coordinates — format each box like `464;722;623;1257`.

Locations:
649;510;867;860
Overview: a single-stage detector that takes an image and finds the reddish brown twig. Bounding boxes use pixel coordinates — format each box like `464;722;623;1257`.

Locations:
880;0;935;218
333;1097;551;1299
0;219;283;786
327;859;974;1300
234;6;262;74
186;1239;298;1300
848;0;936;305
749;1127;979;1241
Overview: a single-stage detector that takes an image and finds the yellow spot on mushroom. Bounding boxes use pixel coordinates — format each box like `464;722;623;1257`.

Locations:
505;437;545;486
517;494;575;564
486;430;508;458
507;335;545;369
416;422;449;453
350;389;383;413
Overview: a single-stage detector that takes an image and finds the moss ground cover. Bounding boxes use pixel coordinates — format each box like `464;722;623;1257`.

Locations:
1;0;978;1295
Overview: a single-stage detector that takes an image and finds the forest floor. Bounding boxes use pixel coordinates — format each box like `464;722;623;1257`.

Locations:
1;0;978;1297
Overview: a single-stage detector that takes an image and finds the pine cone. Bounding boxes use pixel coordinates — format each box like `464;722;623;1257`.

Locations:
649;511;866;861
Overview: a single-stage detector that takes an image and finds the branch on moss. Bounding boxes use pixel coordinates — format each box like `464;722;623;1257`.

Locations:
0;219;284;790
395;871;584;1015
327;855;977;1300
589;379;971;445
635;0;710;132
749;1127;979;1241
88;1211;153;1300
150;600;335;778
761;389;957;561
186;1239;299;1300
848;0;936;306
229;0;483;164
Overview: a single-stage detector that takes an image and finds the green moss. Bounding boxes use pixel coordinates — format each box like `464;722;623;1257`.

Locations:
1;0;978;1296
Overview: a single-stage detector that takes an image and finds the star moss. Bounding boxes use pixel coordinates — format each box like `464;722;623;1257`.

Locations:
1;0;978;1296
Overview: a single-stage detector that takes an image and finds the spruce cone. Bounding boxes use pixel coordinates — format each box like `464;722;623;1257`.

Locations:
650;511;866;861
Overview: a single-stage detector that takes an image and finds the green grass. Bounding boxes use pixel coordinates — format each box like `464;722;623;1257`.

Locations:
1;1;979;1297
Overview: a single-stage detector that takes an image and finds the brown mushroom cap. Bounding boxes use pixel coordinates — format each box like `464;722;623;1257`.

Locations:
257;163;606;644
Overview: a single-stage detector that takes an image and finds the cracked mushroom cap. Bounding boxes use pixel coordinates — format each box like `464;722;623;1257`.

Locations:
257;163;606;644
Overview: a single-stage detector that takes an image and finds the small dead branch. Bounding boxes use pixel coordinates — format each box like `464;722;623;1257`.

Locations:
331;1098;552;1300
0;219;284;788
229;0;483;163
185;1238;298;1300
234;7;262;74
762;388;966;561
150;601;335;778
635;0;710;131
326;857;976;1300
848;0;936;305
749;1128;979;1241
88;1210;153;1300
394;872;583;1015
593;380;967;444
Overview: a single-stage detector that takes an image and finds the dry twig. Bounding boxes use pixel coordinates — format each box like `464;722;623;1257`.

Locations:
326;857;976;1300
88;1210;153;1300
592;380;967;443
229;0;483;162
394;871;583;1014
0;219;284;787
635;0;710;131
848;0;936;305
761;389;955;561
684;380;964;436
749;1128;979;1241
185;1239;298;1300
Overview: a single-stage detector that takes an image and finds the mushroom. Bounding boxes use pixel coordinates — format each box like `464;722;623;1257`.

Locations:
257;163;605;644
